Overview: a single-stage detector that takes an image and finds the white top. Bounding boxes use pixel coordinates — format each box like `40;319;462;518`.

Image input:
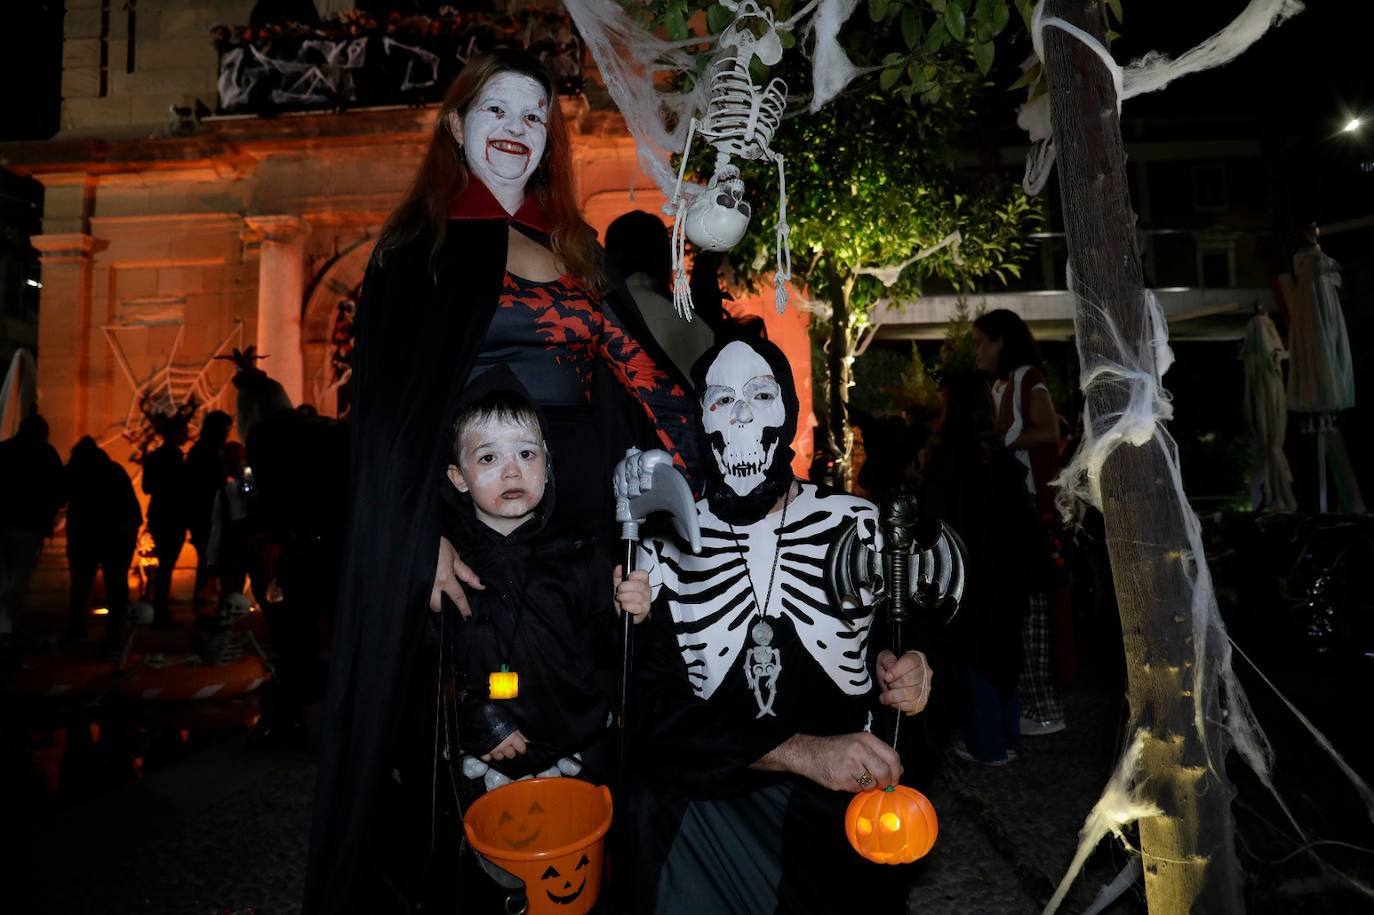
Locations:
992;365;1047;497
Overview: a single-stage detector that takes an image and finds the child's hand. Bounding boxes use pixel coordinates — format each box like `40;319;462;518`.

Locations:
613;565;651;625
481;729;528;762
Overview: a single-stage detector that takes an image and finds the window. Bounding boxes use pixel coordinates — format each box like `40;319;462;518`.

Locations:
1197;244;1235;288
1191;165;1228;212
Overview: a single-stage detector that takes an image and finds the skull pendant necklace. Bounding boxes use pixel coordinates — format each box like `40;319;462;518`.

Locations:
728;485;791;718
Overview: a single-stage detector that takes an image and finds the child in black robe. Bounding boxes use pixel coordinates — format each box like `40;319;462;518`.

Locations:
443;367;650;797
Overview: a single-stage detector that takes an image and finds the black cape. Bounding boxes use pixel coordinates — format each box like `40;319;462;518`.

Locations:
442;365;616;783
304;218;697;914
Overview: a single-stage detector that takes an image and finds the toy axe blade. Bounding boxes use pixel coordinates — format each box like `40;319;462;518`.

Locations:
618;452;701;554
823;517;967;625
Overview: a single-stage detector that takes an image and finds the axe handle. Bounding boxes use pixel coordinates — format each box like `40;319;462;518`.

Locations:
618;539;636;780
889;621;903;751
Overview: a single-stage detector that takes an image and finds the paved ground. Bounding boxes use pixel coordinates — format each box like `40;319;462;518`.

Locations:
9;513;1373;913
6;687;1143;915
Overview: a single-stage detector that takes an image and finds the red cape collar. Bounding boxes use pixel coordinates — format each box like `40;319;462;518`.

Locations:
447;177;553;235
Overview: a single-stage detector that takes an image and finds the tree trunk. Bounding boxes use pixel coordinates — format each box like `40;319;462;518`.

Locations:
824;263;855;487
1042;2;1243;912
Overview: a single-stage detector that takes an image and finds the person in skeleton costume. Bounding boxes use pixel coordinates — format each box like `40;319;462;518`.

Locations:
626;337;933;914
305;50;700;914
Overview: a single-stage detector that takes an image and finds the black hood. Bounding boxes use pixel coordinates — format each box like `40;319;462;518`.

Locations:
689;336;798;525
445;365;556;542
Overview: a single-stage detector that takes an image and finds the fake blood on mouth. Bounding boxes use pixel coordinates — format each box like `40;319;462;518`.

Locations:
486;139;530;161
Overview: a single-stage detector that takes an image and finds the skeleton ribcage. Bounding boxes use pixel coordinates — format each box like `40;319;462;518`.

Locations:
641;484;880;700
698;56;787;162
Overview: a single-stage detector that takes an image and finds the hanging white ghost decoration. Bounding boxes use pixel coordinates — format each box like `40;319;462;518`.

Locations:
701;341;786;496
669;0;793;319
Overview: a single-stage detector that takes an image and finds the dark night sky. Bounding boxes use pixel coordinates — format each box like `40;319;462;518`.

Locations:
0;1;64;142
0;1;1365;209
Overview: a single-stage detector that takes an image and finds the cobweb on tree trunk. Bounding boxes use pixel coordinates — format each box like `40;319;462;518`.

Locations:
1024;2;1374;910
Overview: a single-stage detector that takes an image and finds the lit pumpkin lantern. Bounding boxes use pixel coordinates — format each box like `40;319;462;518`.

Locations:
845;785;938;864
489;666;519;700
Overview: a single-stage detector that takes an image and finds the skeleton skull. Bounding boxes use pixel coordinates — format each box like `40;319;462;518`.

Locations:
701;341;786;496
685;167;751;252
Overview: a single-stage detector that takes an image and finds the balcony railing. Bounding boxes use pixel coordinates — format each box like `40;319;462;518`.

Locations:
211;9;583;116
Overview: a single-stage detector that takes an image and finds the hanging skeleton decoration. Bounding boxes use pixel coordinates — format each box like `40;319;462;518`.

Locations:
669;0;793;319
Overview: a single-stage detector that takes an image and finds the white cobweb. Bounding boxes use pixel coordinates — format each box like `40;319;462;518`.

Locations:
1045;269;1374;911
564;0;861;202
1019;0;1305;194
1022;2;1374;908
566;0;897;307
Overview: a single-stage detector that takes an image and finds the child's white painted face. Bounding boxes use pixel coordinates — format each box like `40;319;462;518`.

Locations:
448;417;547;535
454;72;549;194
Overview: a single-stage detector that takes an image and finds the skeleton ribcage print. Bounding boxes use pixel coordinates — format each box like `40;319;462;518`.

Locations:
640;482;882;700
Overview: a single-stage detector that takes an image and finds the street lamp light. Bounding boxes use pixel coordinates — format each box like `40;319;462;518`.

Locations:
1342;116;1363;134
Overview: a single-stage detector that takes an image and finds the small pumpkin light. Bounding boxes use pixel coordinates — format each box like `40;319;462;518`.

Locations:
489;665;519;700
845;784;938;864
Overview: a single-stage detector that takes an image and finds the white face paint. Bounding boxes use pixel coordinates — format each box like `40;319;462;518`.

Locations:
455;72;550;206
448;417;548;535
701;341;786;496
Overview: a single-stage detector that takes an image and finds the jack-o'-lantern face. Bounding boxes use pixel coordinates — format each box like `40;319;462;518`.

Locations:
845;784;939;864
498;799;546;849
541;853;591;906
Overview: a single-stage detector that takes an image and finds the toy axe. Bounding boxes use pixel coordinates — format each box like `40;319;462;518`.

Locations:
611;447;701;773
824;490;967;747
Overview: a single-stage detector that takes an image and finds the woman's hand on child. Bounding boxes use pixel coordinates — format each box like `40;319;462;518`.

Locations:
481;729;528;762
431;535;485;617
613;565;651;624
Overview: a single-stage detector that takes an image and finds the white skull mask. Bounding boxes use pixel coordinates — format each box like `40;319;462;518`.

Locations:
701;341;786;496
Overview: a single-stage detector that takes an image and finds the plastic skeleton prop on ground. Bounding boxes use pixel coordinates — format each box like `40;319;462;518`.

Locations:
668;0;792;319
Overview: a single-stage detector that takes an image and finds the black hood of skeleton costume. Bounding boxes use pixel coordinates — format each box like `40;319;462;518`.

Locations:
690;336;798;525
445;364;557;543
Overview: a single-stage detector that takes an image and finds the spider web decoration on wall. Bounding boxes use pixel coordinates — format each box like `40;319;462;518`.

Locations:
103;317;245;451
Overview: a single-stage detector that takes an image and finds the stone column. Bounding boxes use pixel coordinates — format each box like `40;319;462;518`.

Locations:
30;232;99;453
243;215;308;406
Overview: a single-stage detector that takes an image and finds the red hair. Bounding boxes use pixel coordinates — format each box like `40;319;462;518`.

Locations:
375;49;604;291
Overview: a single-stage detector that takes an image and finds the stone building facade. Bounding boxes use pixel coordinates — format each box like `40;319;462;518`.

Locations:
2;0;811;467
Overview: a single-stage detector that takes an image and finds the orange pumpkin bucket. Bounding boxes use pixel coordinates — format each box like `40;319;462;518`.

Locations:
845;784;939;864
463;778;613;915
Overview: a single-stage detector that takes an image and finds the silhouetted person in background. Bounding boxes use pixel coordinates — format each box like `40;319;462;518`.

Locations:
0;412;65;639
689;250;767;343
847;402;934;502
63;437;142;647
919;372;1038;765
207;440;272;608
142;415;191;628
185;409;233;601
186;410;234;607
605;210;714;377
973;308;1068;736
230;355;349;746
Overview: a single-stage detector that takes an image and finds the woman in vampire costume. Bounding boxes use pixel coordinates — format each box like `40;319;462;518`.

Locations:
627;337;934;914
304;50;700;914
